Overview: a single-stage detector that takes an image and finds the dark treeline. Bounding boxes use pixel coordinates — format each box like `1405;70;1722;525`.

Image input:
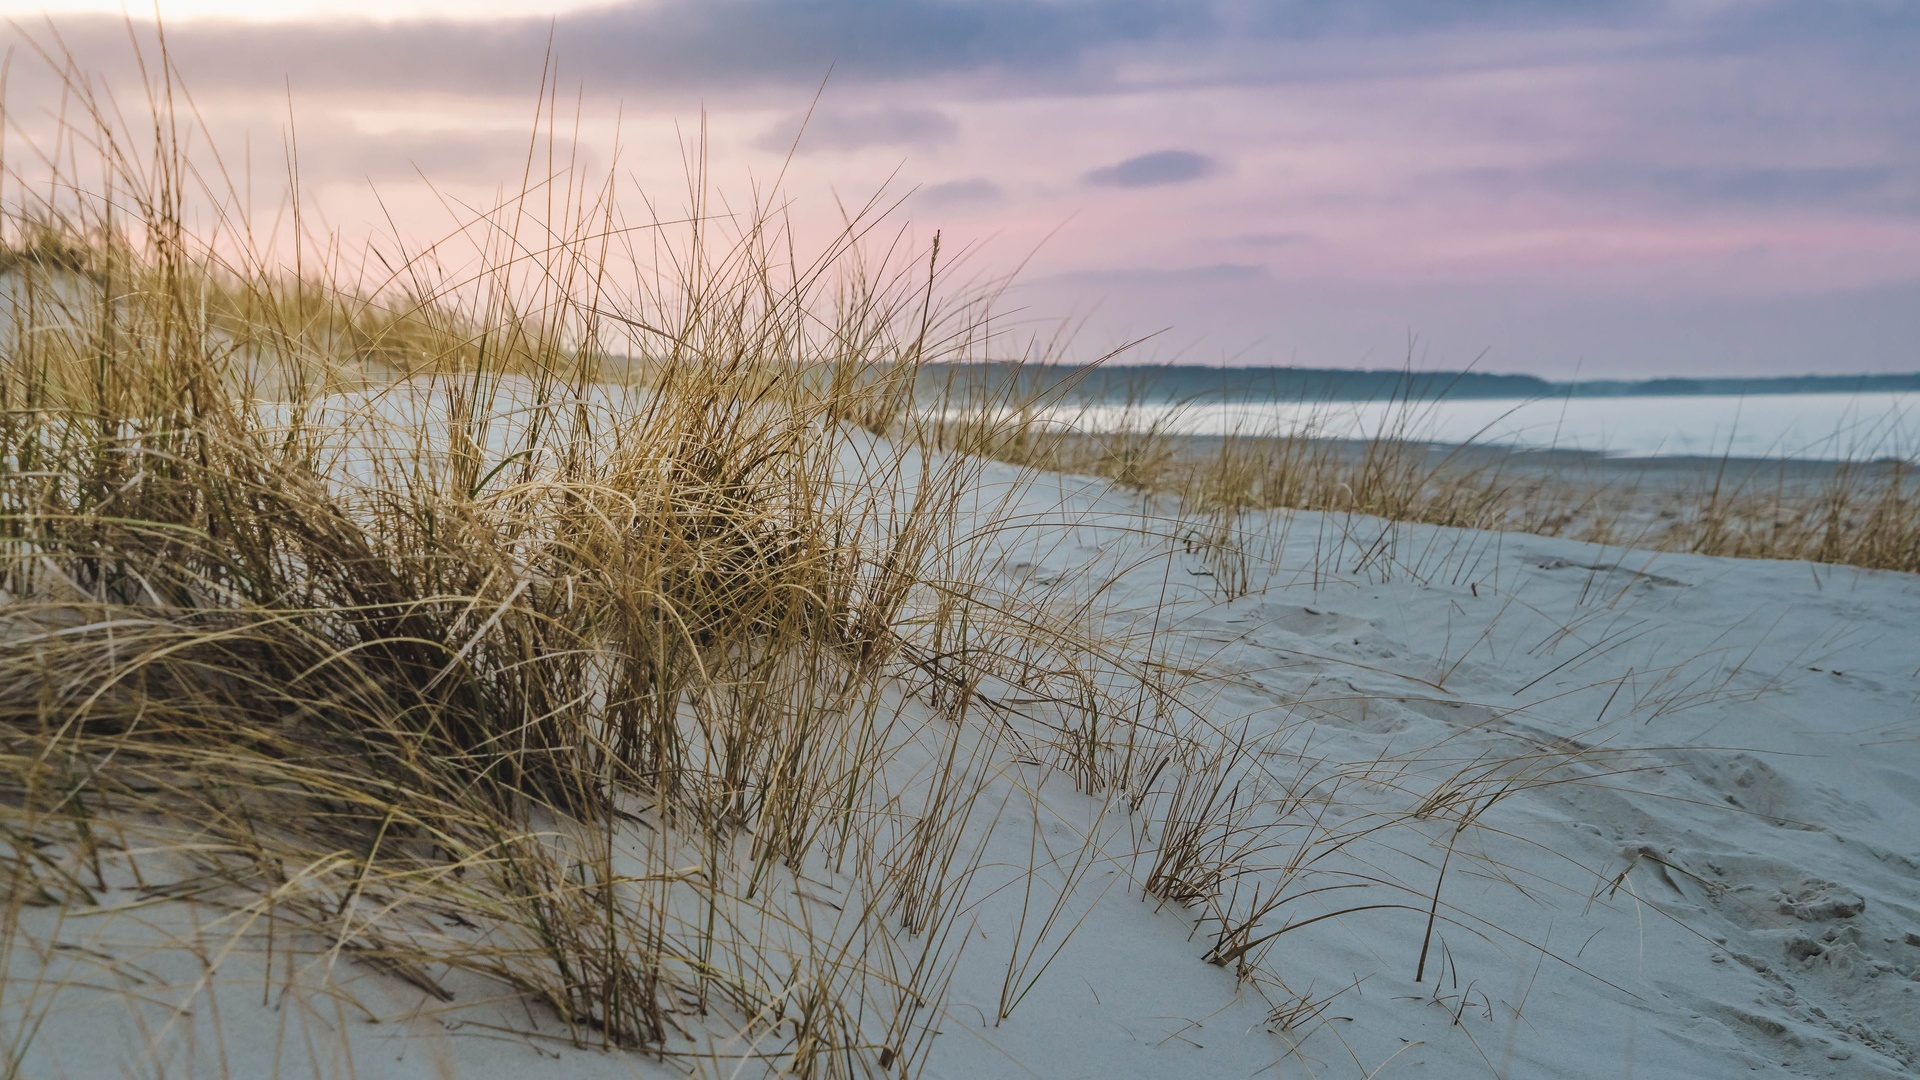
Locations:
916;364;1920;403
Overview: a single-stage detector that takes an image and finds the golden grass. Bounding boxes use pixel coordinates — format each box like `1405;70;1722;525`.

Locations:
0;42;1071;1076
947;404;1920;575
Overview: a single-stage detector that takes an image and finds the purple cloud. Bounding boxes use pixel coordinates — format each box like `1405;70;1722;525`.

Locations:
1083;150;1221;188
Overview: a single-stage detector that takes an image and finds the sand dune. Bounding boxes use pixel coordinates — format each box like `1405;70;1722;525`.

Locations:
8;444;1916;1079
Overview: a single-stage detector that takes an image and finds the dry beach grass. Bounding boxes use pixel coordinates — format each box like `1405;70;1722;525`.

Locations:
945;399;1920;575
0;44;1090;1074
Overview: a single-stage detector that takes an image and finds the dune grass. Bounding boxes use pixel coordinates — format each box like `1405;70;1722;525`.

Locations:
937;396;1920;575
0;45;1107;1076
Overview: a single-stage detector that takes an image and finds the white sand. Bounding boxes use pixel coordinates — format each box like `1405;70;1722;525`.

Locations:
7;447;1918;1079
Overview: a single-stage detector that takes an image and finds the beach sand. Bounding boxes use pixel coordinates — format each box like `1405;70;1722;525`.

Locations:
7;449;1917;1079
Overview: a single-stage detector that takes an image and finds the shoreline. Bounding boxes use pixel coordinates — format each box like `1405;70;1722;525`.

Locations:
1125;433;1913;478
1010;430;1920;566
917;361;1920;404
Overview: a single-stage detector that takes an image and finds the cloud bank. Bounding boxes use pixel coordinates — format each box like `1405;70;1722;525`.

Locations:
9;0;1918;375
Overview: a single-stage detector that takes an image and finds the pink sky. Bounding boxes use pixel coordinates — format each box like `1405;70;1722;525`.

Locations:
6;1;1917;376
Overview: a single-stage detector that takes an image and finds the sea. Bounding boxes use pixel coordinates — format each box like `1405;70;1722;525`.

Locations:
1027;391;1920;462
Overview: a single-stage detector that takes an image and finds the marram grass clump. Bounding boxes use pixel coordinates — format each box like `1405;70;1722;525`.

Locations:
0;57;1112;1076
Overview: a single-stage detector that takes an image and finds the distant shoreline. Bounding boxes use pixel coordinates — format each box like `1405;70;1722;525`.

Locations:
1072;432;1912;480
917;362;1920;403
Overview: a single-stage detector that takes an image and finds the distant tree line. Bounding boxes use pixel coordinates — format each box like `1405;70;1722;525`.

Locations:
916;363;1920;403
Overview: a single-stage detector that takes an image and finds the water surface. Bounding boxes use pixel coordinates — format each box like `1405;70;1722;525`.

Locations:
1032;392;1919;462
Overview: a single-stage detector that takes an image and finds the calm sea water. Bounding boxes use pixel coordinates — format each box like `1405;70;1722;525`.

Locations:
1030;392;1920;462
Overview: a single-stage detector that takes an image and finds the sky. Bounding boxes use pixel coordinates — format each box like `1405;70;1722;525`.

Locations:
4;0;1918;377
